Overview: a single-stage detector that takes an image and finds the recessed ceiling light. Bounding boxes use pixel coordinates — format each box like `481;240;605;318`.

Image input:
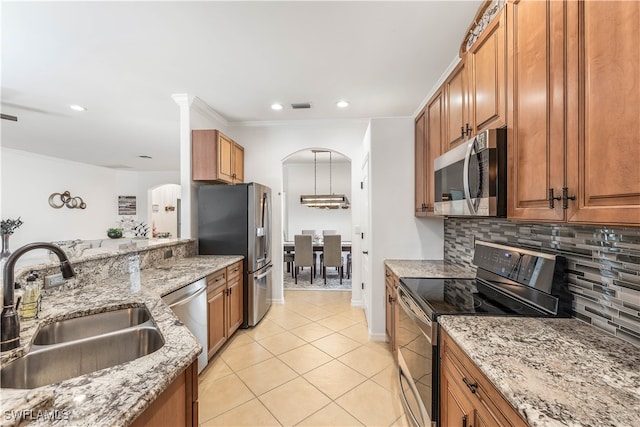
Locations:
336;100;350;108
271;103;283;111
69;104;87;111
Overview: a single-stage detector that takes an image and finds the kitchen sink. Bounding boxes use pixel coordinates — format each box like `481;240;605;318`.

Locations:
33;307;152;345
1;308;165;389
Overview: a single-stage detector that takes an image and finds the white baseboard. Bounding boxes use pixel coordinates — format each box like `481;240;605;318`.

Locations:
368;332;388;342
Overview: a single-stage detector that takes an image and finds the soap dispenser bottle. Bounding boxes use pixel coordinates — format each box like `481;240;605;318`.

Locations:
20;271;41;319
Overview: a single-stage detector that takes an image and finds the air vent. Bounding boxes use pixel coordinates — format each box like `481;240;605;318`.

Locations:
291;102;311;110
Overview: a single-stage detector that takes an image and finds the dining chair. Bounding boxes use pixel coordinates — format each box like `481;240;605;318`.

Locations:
301;229;319;271
322;230;337;236
294;234;314;284
322;235;342;284
283;251;295;278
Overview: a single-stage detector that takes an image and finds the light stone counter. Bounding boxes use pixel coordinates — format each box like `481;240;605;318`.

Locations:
439;316;640;427
1;254;243;427
384;259;475;279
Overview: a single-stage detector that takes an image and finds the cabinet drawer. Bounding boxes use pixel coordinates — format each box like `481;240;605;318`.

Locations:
441;331;528;427
206;270;226;293
227;261;242;281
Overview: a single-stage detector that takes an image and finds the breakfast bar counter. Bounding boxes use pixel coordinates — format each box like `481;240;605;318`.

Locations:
1;252;242;426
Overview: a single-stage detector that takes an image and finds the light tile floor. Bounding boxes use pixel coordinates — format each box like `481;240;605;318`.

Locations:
198;290;409;427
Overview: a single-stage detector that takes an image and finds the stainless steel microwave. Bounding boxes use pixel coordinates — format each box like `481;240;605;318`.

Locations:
434;128;507;217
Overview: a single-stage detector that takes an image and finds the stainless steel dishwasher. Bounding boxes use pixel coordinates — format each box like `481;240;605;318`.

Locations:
162;278;208;374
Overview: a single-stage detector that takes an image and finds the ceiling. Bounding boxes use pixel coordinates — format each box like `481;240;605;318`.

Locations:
1;1;481;172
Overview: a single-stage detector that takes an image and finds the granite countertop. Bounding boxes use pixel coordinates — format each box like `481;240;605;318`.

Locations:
1;254;243;427
439;316;640;427
384;259;475;279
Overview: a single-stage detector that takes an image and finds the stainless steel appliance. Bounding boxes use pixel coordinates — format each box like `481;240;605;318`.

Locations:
197;182;272;327
162;278;208;373
396;240;572;427
434;128;507;217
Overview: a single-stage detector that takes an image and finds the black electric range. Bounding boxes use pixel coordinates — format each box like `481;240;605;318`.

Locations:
396;241;573;427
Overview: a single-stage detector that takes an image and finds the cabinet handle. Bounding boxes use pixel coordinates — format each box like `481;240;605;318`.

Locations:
388;294;395;303
362;251;369;255
465;123;472;137
228;287;232;295
548;188;562;209
461;126;466;139
462;377;478;394
562;187;576;210
462;414;468;427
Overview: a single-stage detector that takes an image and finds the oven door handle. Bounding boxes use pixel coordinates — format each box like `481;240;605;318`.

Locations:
463;137;478;215
398;367;423;427
396;286;432;332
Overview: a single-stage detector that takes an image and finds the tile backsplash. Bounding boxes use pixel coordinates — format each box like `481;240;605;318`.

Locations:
444;218;640;347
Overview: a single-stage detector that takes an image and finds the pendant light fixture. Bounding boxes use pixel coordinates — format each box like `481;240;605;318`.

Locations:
300;150;350;209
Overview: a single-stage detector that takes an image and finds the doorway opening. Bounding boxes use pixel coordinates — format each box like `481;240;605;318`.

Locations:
149;184;181;238
281;149;352;290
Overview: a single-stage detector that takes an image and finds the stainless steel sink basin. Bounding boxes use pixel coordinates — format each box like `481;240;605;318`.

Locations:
1;308;165;389
33;307;152;345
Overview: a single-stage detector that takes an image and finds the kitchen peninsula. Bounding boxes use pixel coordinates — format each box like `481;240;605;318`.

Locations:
1;239;242;426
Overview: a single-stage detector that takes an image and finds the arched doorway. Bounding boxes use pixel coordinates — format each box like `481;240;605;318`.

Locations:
281;148;352;290
148;184;181;238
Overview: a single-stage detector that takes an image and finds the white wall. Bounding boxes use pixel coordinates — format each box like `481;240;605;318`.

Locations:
283;161;351;240
368;118;444;339
229;120;368;304
1;148;179;257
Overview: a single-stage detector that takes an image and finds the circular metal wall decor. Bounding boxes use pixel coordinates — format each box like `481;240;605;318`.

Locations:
48;191;86;209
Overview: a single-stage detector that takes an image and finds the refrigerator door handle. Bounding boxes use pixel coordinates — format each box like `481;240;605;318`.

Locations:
254;266;272;280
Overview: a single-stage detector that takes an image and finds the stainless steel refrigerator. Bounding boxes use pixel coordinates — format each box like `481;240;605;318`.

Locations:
197;182;272;327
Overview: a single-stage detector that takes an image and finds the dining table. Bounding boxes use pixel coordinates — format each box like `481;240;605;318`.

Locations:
283;240;352;277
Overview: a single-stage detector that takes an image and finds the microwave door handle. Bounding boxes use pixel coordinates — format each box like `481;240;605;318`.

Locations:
463;138;477;215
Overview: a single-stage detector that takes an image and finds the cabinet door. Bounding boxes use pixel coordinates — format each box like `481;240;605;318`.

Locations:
565;0;640;225
207;284;227;358
441;365;473;427
227;276;243;336
426;89;444;210
469;7;506;133
415;109;428;215
217;132;234;183
507;0;566;222
232;143;245;184
445;60;470;151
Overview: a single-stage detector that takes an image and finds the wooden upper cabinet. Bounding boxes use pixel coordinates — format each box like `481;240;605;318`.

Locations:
564;0;640;225
469;7;506;133
507;0;566;222
444;60;470;151
507;0;639;226
426;88;444;210
414;109;428;215
192;129;245;184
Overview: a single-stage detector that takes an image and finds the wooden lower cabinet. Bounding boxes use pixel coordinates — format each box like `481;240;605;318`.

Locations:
131;360;198;427
207;270;228;358
206;261;244;359
384;267;399;357
441;330;529;427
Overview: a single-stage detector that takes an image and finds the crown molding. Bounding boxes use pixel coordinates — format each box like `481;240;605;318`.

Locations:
412;54;462;118
190;96;229;126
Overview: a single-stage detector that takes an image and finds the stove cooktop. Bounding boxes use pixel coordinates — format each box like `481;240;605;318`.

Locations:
399;277;548;319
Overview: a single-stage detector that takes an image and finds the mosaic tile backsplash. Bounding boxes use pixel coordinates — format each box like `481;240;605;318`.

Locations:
444;218;640;347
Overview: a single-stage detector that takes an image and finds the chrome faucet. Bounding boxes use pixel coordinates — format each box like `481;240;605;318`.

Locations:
1;242;75;352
